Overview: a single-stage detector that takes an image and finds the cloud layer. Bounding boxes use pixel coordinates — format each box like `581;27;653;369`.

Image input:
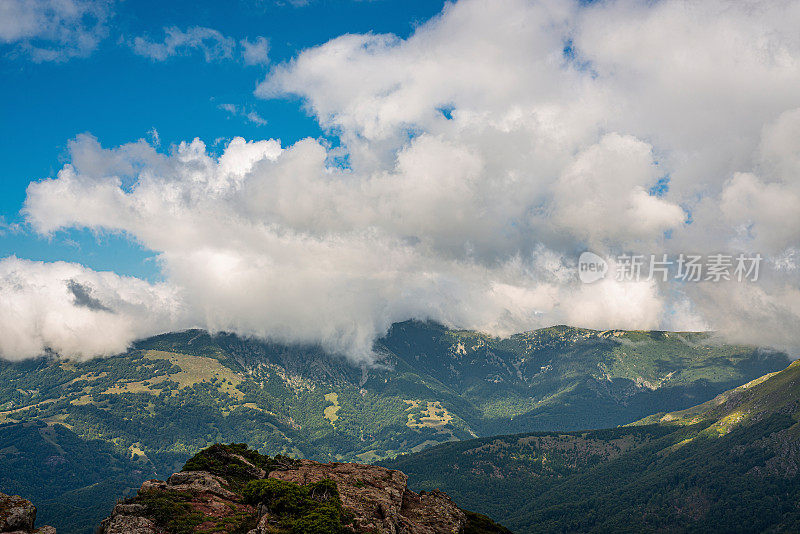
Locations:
8;0;800;361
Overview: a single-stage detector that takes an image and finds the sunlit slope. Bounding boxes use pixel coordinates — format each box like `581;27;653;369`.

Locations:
388;359;800;533
633;359;800;433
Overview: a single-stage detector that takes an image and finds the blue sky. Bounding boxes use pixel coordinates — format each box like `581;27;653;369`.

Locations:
0;0;446;281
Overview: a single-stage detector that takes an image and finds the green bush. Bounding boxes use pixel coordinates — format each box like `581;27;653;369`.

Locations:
181;443;297;488
136;490;205;534
241;478;347;534
243;479;308;515
291;501;345;534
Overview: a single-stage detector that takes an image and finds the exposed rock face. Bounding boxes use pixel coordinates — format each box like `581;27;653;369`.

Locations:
162;471;240;501
98;471;254;534
99;503;156;534
0;492;55;534
268;460;466;534
399;489;467;534
98;443;507;534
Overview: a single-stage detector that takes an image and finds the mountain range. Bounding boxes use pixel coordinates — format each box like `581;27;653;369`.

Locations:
0;321;791;533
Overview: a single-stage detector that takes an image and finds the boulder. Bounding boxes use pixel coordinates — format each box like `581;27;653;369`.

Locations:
97;503;157;534
164;471;239;500
0;492;55;534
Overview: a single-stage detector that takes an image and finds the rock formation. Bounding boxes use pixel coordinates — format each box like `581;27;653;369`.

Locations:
98;443;508;533
265;460;466;533
0;492;55;534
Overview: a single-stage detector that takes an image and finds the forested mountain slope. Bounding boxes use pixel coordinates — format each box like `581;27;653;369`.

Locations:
387;359;800;533
0;321;789;533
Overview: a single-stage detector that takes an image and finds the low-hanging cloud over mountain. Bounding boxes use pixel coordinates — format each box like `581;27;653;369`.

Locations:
0;256;184;360
5;0;800;361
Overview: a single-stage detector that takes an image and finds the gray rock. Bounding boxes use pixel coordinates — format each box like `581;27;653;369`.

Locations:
98;513;156;534
0;492;55;534
165;470;238;500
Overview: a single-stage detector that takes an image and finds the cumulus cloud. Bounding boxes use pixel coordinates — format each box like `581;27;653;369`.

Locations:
8;0;800;360
552;134;685;247
0;0;112;61
719;108;800;254
0;257;185;361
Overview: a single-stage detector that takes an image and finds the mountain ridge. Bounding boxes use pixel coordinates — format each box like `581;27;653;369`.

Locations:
0;321;791;533
386;358;800;532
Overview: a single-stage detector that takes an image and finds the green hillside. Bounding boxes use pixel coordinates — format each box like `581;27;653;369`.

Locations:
0;322;790;533
0;420;153;533
387;359;800;533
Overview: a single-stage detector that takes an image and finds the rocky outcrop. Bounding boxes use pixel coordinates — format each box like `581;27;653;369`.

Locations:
98;443;508;534
153;471;240;501
0;492;55;534
98;470;254;534
98;503;156;534
268;460;466;534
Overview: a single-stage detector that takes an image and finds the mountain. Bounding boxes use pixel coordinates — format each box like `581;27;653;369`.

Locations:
0;322;790;532
0;421;153;533
386;359;800;533
98;443;510;534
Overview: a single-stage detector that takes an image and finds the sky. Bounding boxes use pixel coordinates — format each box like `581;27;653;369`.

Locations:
0;0;445;279
1;0;800;363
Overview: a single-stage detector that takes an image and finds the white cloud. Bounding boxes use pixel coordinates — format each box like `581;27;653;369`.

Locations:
146;127;161;147
0;257;185;360
219;103;268;126
0;0;111;61
0;216;22;236
552;133;685;247
132;26;236;62
241;36;270;66
20;133;674;361
131;27;273;66
10;0;800;360
720;172;800;253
